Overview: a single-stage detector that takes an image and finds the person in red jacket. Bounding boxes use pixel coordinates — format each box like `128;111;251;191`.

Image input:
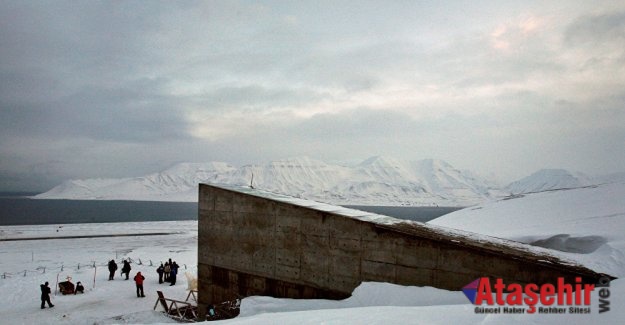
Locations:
133;272;145;297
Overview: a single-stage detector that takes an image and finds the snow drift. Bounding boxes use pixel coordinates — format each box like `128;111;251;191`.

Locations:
429;181;625;277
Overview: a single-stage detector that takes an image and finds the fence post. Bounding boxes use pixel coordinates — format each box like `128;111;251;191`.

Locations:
24;270;27;277
149;260;153;266
61;265;64;271
78;263;80;270
138;259;142;265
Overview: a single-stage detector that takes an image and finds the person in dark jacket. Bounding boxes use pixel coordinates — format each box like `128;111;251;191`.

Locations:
134;272;145;297
108;259;118;280
169;261;179;286
121;259;131;280
74;281;85;294
156;263;164;284
40;282;54;309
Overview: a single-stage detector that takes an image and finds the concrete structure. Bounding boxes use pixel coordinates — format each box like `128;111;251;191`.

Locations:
197;183;607;319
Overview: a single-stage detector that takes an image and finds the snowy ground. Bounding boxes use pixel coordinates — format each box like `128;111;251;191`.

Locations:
2;182;624;324
0;221;197;324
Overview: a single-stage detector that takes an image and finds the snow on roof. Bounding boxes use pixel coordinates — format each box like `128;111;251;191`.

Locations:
205;183;402;225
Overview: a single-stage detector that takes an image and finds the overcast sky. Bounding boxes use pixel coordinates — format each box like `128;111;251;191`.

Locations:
1;1;624;192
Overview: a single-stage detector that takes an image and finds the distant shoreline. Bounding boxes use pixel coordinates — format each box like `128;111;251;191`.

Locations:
0;232;176;241
0;198;460;226
0;198;198;226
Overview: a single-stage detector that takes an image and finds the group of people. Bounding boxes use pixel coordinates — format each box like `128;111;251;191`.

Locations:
156;258;180;286
107;259;133;281
108;258;145;297
41;257;184;308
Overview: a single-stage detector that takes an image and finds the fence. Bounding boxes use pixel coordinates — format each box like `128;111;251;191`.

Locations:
1;256;196;283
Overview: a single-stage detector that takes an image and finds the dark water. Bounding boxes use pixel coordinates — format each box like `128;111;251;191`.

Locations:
0;197;461;226
344;205;462;223
0;198;197;225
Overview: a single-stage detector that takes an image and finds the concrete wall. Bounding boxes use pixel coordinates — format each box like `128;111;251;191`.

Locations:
197;184;605;318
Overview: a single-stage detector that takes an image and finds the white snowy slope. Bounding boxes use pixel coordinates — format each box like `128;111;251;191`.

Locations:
429;181;625;278
35;156;504;206
505;168;594;194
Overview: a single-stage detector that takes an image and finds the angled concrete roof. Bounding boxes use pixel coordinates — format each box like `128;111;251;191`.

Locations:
202;183;609;279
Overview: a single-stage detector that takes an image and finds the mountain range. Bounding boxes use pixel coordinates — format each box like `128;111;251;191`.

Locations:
34;156;621;206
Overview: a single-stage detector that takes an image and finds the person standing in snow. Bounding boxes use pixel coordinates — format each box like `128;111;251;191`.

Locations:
169;261;178;286
156;263;164;284
121;259;131;280
163;262;171;282
134;272;145;297
40;282;54;309
108;259;118;280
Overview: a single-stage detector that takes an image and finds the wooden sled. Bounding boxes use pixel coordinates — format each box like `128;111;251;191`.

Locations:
154;290;198;322
58;281;75;295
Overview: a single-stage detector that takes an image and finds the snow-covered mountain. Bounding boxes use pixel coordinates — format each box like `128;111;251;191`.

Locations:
35;156;504;206
216;156;507;206
34;157;621;206
36;162;236;202
505;169;593;194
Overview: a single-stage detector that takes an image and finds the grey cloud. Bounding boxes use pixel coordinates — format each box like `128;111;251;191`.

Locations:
0;2;198;144
0;170;52;193
0;69;67;104
0;2;163;75
224;108;456;164
564;11;625;47
288;109;426;140
0;79;192;143
197;85;328;112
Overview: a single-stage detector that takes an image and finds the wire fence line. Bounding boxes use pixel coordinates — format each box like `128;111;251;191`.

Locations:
1;256;196;280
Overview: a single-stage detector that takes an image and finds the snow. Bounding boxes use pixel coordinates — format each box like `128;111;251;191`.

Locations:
2;220;622;325
213;184;404;226
236;282;468;318
4;180;625;324
0;221;197;324
429;181;625;277
505;169;593;194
